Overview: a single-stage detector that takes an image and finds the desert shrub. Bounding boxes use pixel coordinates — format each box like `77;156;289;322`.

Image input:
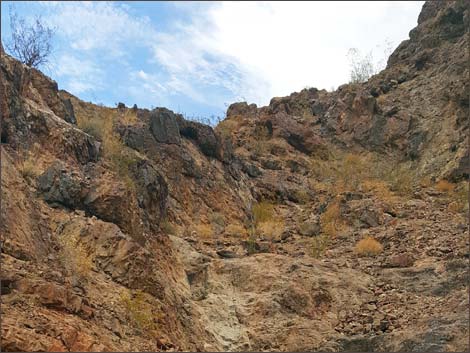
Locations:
58;226;93;281
120;109;139;126
320;199;346;238
216;119;239;139
419;177;433;188
246;235;258;255
195;223;213;240
20;154;40;180
252;201;274;225
361;179;393;201
311;234;330;259
209;212;226;227
447;183;468;214
384;164;415;197
354;236;383;256
225;223;248;238
160;219;176;235
435;180;455;192
291;189;311;204
79;117;104;140
257;219;285;242
120;289;158;335
267;138;288;156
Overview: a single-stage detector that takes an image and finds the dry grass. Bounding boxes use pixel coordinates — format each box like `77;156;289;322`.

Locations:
361;179;394;201
257;219;285;242
447;182;468;214
225;223;248;238
309;151;417;200
435;180;455;192
79;117;105;140
354;236;383;257
20;144;42;180
216;119;240;139
20;155;40;180
320;199;347;238
119;109;139;126
384;164;415;197
209;212;226;227
311;234;330;259
195;223;213;240
160;219;176;235
252;201;274;225
77;109;137;190
120;289;159;335
59;226;93;281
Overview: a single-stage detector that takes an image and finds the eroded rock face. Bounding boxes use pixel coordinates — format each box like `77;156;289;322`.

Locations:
149;107;181;144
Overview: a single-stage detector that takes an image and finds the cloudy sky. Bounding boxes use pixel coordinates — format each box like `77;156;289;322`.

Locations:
1;1;424;120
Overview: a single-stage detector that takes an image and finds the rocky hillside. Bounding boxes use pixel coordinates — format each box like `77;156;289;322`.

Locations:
1;1;468;351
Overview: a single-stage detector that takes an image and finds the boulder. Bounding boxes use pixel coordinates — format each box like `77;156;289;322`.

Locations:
37;161;89;209
149;108;181;144
176;116;220;159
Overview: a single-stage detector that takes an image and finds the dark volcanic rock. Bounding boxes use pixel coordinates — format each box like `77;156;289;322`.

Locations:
149;108;181;144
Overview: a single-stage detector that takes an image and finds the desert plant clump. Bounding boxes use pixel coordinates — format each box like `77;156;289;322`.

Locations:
311;234;330;259
384;163;415;197
320;198;347;238
195;223;213;240
435;180;455;193
77;109;137;190
257;219;285;242
354;236;383;257
225;223;248;238
20;154;40;180
120;289;159;335
58;226;93;281
447;182;468;214
160;218;176;235
252;201;274;226
245;234;258;255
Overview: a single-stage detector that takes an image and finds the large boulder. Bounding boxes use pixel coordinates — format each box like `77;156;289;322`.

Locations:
176;116;227;160
37;161;89;209
149;108;181;144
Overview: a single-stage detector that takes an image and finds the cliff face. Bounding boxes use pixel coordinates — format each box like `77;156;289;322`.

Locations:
1;1;468;352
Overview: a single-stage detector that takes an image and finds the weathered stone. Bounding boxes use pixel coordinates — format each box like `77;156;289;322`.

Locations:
149;108;181;144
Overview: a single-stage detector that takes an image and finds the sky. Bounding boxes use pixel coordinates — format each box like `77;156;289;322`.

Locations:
1;1;424;121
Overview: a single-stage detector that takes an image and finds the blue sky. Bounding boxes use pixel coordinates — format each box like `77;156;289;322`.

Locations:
1;1;424;121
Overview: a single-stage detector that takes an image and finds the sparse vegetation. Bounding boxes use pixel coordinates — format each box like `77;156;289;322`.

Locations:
58;225;93;281
77;109;137;190
209;212;226;227
447;182;468;214
252;201;274;225
320;198;346;238
195;223;213;240
354;236;383;256
20;153;40;180
120;289;159;335
311;234;330;259
225;223;248;238
257;219;285;242
6;6;55;68
435;180;455;192
161;219;176;235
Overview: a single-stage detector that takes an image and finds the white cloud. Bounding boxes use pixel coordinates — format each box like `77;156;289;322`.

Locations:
202;1;424;103
42;1;155;57
54;54;103;94
38;1;424;111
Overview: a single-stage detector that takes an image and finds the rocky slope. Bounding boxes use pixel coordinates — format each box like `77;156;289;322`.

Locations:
1;0;469;352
